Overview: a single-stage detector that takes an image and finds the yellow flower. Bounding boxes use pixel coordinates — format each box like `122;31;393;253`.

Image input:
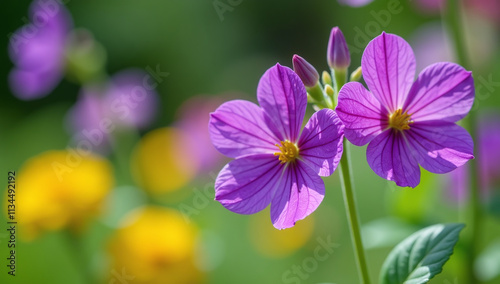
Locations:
249;209;315;258
15;150;113;240
131;127;199;195
107;206;203;284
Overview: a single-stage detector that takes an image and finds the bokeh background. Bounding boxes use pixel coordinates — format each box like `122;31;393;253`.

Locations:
1;0;500;283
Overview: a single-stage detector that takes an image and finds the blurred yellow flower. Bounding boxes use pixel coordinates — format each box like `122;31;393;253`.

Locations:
131;127;199;195
107;206;203;284
15;150;113;240
249;209;315;258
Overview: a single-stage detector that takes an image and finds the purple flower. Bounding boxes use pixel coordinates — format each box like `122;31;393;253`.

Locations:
176;95;229;173
209;64;344;229
68;69;159;151
444;114;500;202
9;0;72;100
327;27;351;71
336;32;475;188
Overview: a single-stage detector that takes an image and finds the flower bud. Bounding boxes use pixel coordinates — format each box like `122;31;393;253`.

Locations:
322;71;332;86
292;54;319;87
325;84;334;98
327;27;351;71
350;66;362;82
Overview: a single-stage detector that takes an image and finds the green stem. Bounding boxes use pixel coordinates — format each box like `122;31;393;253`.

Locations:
445;0;481;282
63;230;95;284
112;128;141;185
338;142;371;284
332;69;347;105
332;67;370;283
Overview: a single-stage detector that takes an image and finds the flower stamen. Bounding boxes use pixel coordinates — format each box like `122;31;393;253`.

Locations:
389;109;413;131
274;141;299;164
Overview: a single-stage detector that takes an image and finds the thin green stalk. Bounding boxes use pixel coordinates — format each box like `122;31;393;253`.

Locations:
63;230;95;284
445;0;481;282
332;69;347;105
333;69;370;283
338;142;371;284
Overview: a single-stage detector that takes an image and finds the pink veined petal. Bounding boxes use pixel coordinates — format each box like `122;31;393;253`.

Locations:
271;161;325;229
404;62;474;123
298;109;344;177
257;63;307;142
209;100;281;158
362;32;416;112
367;130;420;188
405;122;474;174
215;154;283;215
336;82;388;146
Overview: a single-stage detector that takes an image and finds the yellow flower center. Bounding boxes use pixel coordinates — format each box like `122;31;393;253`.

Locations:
274;141;299;164
389;109;413;131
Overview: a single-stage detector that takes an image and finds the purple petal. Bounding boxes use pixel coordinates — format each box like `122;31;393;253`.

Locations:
405;122;474;174
336;82;388;146
270;161;324;229
9;68;63;100
367;130;420;187
478;114;500;191
103;69;159;129
215;154;282;215
362;32;416;112
8;0;72;99
257;64;307;142
209;100;280;158
298;109;344;177
404;63;474;123
68;86;105;133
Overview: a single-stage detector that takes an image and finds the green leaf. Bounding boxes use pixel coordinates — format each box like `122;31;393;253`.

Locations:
379;223;465;284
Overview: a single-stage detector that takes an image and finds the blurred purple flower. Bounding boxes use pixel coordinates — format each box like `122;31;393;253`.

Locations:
337;32;475;188
478;115;500;193
338;0;374;7
209;64;344;229
68;69;159;150
8;0;72;100
414;0;500;22
445;115;500;202
409;23;454;73
413;0;445;13
175;95;228;173
466;0;500;25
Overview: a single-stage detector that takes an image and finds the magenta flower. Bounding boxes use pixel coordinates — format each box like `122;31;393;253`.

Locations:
336;32;474;188
8;0;72;100
209;64;344;229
